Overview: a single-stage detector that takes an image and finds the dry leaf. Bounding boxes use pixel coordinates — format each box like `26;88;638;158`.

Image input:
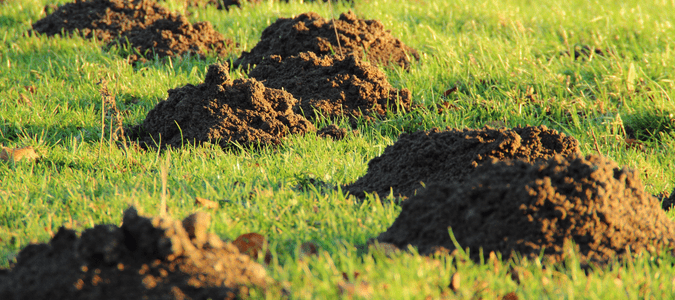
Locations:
24;85;36;94
443;86;458;96
1;146;39;162
195;197;219;209
449;272;461;292
233;232;271;264
17;94;32;106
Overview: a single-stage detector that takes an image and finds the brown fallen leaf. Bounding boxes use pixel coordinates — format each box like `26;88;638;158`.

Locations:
443;86;458;96
233;232;272;264
449;272;461;292
17;94;32;106
1;146;39;163
24;85;36;94
194;196;219;209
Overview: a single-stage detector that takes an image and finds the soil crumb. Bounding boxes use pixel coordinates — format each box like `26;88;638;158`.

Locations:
128;63;315;149
234;11;419;70
0;207;270;299
248;51;412;123
31;0;235;63
318;124;348;140
344;125;580;199
377;154;675;266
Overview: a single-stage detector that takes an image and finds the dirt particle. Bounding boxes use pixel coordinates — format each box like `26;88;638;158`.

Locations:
234;11;419;70
249;52;412;124
0;207;270;299
377;154;675;266
128;62;315;149
344;125;580;199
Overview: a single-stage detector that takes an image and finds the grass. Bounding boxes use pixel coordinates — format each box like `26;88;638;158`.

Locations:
2;0;675;298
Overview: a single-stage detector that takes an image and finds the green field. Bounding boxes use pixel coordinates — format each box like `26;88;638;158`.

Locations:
2;0;675;298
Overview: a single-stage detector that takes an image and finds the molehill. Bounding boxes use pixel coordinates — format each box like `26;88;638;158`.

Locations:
249;52;412;123
377;154;675;266
32;0;235;63
234;11;419;70
344;125;580;199
0;207;270;299
128;63;315;149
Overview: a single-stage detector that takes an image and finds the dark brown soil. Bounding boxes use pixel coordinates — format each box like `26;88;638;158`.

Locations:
248;51;412;123
128;63;315;149
233;11;419;70
662;190;675;210
31;0;235;63
344;125;580;199
317;124;348;140
377;154;675;266
0;207;270;299
183;0;262;10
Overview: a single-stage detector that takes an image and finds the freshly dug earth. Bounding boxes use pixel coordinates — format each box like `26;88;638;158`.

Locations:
344;125;580;199
0;207;270;299
377;154;675;266
317;124;348;140
32;0;235;63
128;63;315;149
234;11;419;70
249;52;412;123
183;0;262;10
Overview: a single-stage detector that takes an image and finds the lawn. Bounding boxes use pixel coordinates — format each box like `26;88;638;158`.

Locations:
2;0;675;298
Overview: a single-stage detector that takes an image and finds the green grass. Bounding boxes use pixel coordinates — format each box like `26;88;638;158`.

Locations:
2;0;675;298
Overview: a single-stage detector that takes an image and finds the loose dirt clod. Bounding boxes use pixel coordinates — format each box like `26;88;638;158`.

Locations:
344;125;580;199
318;124;348;140
377;154;675;266
128;63;315;149
234;11;419;70
249;52;412;123
31;0;235;63
0;207;270;299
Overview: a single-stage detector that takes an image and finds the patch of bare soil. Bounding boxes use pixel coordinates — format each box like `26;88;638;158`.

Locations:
377;154;675;266
344;125;580;199
31;0;235;63
128;63;315;149
234;11;419;70
318;124;348;140
0;207;270;299
248;52;412;123
183;0;262;10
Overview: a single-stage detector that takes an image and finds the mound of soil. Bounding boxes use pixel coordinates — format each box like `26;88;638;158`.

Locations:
318;124;348;140
248;51;412;123
31;0;235;63
234;11;419;70
0;207;270;299
344;125;580;199
377;154;675;266
128;63;315;149
117;15;236;63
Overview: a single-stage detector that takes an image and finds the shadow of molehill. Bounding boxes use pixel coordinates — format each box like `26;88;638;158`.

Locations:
623;109;675;142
